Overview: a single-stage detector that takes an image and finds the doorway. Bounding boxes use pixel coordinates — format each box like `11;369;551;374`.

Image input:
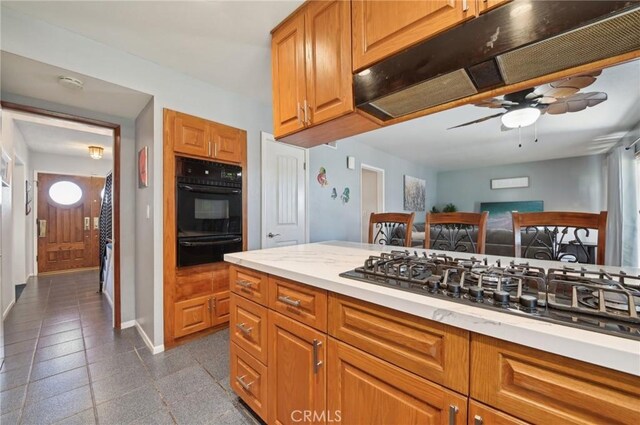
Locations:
261;132;308;248
36;173;105;273
2;101;122;328
361;164;385;243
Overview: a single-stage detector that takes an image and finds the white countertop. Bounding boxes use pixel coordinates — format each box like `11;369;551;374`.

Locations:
225;241;640;376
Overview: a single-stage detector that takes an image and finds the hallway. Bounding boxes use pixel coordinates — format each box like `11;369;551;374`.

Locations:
0;271;256;425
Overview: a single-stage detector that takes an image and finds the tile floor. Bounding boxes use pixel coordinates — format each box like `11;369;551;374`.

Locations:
0;270;260;425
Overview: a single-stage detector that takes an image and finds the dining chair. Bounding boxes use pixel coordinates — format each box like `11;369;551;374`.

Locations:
425;212;489;254
512;211;608;265
368;212;415;247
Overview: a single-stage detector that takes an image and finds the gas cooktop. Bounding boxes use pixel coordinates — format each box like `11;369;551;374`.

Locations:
340;251;640;340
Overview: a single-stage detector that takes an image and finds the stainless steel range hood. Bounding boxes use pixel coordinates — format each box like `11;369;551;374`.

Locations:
355;0;640;121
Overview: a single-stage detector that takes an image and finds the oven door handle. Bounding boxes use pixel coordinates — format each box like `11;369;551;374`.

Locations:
179;238;242;247
178;183;240;195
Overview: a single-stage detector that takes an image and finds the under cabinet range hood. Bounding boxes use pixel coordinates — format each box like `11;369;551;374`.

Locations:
354;0;640;122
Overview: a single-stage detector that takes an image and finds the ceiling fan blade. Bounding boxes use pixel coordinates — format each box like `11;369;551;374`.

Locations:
551;75;597;90
545;92;607;115
474;98;510;109
447;112;505;129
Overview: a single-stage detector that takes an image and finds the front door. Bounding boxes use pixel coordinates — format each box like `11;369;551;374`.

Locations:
37;173;105;273
262;132;307;248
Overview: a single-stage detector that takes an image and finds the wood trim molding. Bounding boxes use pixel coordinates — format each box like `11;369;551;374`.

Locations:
1;101;122;329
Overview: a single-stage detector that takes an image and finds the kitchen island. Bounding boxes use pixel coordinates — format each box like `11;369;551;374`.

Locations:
225;241;640;425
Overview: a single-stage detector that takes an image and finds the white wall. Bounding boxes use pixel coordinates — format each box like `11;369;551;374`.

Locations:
435;155;607;213
31;151;112;177
308;139;438;243
1;7;273;348
134;98;155;344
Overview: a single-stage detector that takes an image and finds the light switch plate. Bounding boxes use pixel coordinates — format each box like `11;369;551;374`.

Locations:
347;156;355;170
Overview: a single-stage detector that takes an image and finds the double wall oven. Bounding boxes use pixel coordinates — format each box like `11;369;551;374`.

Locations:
176;157;243;267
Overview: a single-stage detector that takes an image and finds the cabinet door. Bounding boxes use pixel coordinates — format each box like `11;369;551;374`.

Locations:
173;112;210;157
471;334;640;425
174;295;212;338
212;291;230;326
272;13;307;137
211;123;244;164
305;0;353;126
469;400;530;425
352;0;477;71
478;0;510;14
328;338;467;425
230;294;269;364
268;311;326;425
231;342;269;421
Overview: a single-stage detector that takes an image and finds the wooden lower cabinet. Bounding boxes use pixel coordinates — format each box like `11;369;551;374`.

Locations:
212;290;230;326
471;334;640;425
174;295;213;338
328;338;467;425
230;293;269;364
468;400;529;425
268;311;326;425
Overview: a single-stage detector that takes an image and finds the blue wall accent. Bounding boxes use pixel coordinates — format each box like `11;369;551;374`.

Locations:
308;139;437;243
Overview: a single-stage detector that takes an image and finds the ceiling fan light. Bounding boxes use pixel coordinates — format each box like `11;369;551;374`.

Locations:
88;146;104;160
501;107;541;128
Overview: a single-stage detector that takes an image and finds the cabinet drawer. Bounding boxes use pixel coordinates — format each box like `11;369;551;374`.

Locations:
471;334;640;424
175;270;213;301
268;276;327;332
174;295;212;338
328;338;467;425
230;293;268;364
229;266;268;306
469;400;529;425
328;293;469;394
230;342;268;421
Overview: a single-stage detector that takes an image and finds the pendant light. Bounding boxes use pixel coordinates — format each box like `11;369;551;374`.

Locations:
88;146;104;160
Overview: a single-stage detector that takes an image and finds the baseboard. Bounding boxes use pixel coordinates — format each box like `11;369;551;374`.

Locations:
135;321;165;354
103;288;114;309
2;299;16;320
120;320;136;329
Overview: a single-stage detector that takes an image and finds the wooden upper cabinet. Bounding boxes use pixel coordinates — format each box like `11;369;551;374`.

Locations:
210;123;243;163
478;0;510;14
352;0;477;71
173;111;210;157
328;338;467;425
272;13;307;138
305;0;353;126
471;334;640;424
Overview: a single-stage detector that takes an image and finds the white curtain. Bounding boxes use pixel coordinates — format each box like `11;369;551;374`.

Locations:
605;146;639;267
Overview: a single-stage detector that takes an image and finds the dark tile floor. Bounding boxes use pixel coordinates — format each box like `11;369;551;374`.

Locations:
1;270;258;425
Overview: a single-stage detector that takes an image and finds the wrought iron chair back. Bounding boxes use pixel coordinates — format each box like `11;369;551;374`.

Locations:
425;212;489;254
368;212;415;247
512;211;608;265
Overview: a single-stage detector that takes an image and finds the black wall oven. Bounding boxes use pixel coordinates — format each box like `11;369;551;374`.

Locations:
176;157;243;267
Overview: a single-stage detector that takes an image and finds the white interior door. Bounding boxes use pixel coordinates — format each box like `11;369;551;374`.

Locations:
261;132;307;248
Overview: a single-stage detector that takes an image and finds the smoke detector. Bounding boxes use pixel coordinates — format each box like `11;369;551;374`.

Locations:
58;76;84;90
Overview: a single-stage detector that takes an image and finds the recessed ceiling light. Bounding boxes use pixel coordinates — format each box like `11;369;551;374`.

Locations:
58;76;84;90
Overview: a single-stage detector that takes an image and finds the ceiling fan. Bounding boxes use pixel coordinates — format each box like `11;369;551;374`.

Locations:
448;71;608;130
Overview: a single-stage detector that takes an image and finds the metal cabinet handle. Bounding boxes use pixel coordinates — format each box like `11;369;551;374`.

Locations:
214;143;218;158
449;405;459;425
462;0;469;11
236;280;253;288
278;295;301;307
474;415;483;425
208;298;212;311
236;322;253;335
297;101;303;125
236;375;253;391
313;339;323;374
208;141;211;157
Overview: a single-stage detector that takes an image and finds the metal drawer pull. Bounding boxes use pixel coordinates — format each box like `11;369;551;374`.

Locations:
236;322;253;335
449;405;459;425
236;375;253;391
313;339;323;374
474;415;483;425
278;295;301;307
236;280;253;288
